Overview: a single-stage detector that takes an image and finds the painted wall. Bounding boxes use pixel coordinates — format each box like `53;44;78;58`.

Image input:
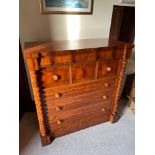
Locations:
19;0;121;49
19;0;120;99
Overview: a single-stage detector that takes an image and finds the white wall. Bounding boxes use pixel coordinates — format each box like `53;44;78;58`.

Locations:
19;0;119;99
20;0;121;50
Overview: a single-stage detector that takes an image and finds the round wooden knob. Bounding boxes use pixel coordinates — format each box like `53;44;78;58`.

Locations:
104;82;110;87
103;95;108;100
54;93;61;98
53;75;59;81
56;120;63;125
55;106;63;111
106;67;112;72
101;108;106;112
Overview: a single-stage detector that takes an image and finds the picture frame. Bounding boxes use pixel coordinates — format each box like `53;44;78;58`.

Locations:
39;0;94;14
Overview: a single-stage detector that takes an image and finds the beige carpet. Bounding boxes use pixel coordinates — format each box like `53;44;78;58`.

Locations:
20;100;135;155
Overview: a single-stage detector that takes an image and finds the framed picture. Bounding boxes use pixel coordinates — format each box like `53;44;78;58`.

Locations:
39;0;94;14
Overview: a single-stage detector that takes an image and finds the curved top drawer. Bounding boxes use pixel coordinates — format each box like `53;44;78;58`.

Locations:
25;47;132;71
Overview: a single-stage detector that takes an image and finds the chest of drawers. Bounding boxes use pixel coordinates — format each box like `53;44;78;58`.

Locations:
25;38;134;146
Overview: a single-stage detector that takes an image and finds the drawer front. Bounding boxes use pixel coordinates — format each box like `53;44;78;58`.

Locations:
98;60;119;78
40;51;72;67
36;48;124;68
71;62;96;83
48;108;110;137
48;101;108;123
43;78;115;116
40;65;70;88
43;78;115;136
43;77;115;100
27;48;126;71
37;59;119;88
46;88;113;116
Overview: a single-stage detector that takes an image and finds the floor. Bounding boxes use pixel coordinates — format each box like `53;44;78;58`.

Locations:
19;99;135;155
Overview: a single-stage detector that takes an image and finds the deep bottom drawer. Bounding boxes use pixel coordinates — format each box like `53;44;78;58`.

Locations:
48;110;110;137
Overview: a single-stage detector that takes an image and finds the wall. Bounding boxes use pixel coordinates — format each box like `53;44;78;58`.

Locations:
19;0;119;99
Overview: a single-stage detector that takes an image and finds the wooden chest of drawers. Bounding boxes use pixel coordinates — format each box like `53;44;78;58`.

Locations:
24;38;134;146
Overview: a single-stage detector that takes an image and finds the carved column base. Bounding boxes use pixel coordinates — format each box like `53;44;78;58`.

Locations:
109;112;120;123
40;135;53;146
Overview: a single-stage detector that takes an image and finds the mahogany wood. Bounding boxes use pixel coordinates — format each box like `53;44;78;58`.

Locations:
24;38;134;146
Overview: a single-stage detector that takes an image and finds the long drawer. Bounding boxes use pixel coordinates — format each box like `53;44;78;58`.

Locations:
48;109;110;137
45;89;113;114
27;47;126;68
43;77;116;98
47;101;110;124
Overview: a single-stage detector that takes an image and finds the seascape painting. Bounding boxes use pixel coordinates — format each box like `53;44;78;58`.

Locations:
45;0;89;9
40;0;94;14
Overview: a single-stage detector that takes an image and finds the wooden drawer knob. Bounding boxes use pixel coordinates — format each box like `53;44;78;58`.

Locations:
55;106;63;111
54;93;61;98
103;95;108;100
56;120;63;125
101;108;106;112
106;67;112;72
53;75;59;81
104;82;110;87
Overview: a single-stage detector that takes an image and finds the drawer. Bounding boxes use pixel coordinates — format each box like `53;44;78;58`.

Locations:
48;101;108;123
98;60;119;78
39;52;72;67
44;79;115;117
48;108;110;137
73;49;96;62
46;89;113;115
71;62;96;83
43;77;115;100
39;65;70;88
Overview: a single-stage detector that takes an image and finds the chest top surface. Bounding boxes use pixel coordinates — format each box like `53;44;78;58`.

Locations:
24;38;134;53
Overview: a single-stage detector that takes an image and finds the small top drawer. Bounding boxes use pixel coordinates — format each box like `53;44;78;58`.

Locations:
71;61;96;83
43;77;115;100
40;51;72;67
39;65;70;88
98;60;119;78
